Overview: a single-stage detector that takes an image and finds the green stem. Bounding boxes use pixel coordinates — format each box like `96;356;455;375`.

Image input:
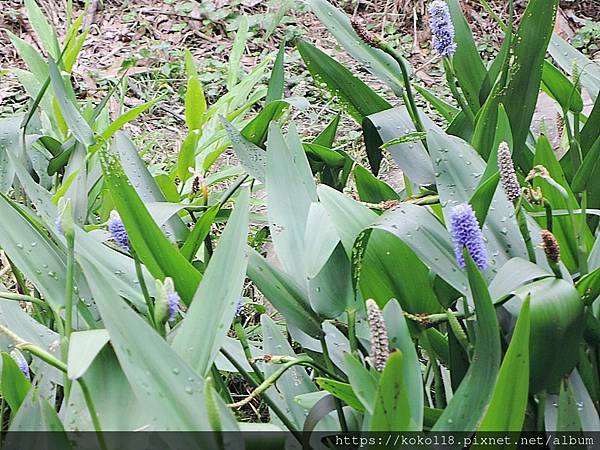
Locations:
319;333;348;432
378;42;426;138
443;58;476;126
220;348;302;443
79;379;107;450
346;308;358;355
8;259;31;296
0;292;47;307
63;236;76;398
515;198;537;263
133;252;155;328
233;319;264;383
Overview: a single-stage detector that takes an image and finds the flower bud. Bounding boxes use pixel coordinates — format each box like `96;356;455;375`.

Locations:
541;230;560;263
154;277;180;324
10;349;30;381
350;18;381;48
366;299;389;371
56;197;75;241
497;142;521;202
107;210;130;252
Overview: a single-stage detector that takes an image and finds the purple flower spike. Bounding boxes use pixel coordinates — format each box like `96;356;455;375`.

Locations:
429;1;457;57
11;350;30;381
450;203;488;270
107;210;130;252
167;291;180;321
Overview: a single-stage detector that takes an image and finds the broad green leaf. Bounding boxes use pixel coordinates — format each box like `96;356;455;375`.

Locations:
172;189;249;375
427;130;528;274
488;257;550;301
363;107;435;184
48;58;94;146
502;0;559;170
261;314;319;430
112;132;189;242
413;84;459;123
313;113;340;148
24;0;61;59
580;96;600;155
315;378;364;412
360;230;441;314
0;194;69;310
344;353;378;414
6;31;48;82
266;122;317;285
185;76;207;131
479;103;513;182
507;278;584;393
549;34;600;100
353;165;399;203
220;117;266;182
241;98;296;147
382;299;424;430
1;352;32;413
297;40;392;124
98;146;200;305
433;254;501;433
67;330;110;380
542;60;583;113
79;257;218;432
366;203;468;295
8;389;66;432
469;172;500;226
317;184;377;256
247;248;321;338
371;352;411;432
266;43;285;103
476;297;530;435
307;0;405;96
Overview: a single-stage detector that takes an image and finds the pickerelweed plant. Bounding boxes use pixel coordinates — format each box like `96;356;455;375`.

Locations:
0;0;599;444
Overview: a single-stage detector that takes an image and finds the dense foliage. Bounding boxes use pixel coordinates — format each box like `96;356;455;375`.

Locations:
0;0;600;445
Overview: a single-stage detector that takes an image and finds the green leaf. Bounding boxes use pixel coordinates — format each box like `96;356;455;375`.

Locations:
359;230;441;314
48;58;94;146
221;117;266;182
227;16;249;90
507;278;584;393
266;122;317;285
366;203;468;295
0;194;69;310
24;0;61;59
98;145;201;305
185;76;207;131
476;296;530;435
344;353;378;414
433;253;501;433
446;0;487;113
266;43;285;103
181;204;220;261
549;34;600;100
6;31;48;82
353;165;399;203
363;107;435;183
427;129;528;271
99;98;160;144
371;352;411;432
8;389;66;432
297;40;391;124
413;84;459;123
542;60;583;113
307;0;406;96
79;257;218;431
313;114;340;148
557;379;583;432
1;352;32;413
172;189;249;375
382;299;424;430
502;0;559;170
479;103;513;182
469;172;500;226
246;248;321;338
315;378;364;412
67;330;110;380
580;96;600;155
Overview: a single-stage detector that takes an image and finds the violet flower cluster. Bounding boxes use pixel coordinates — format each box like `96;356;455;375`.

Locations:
428;1;457;57
450;203;488;270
